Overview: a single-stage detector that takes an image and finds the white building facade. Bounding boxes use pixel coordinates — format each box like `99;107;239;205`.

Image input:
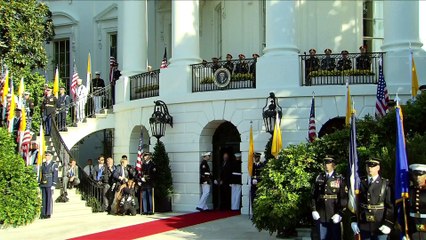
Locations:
45;0;425;213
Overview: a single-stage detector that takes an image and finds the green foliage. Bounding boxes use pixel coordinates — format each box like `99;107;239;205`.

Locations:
135;84;159;93
263;136;274;162
152;140;173;208
230;73;254;81
200;77;214;84
0;128;41;227
86;197;102;213
253;144;321;235
308;69;375;78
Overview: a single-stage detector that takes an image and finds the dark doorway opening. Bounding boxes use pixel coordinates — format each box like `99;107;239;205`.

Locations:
318;117;346;138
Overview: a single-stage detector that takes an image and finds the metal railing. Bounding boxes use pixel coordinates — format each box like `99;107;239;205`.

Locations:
191;58;257;92
299;52;385;86
130;69;160;100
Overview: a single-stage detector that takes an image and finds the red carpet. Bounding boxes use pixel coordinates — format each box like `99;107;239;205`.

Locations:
68;211;240;240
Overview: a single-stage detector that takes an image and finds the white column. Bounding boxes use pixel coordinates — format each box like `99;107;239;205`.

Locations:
119;0;148;75
169;0;201;65
256;0;299;89
382;1;425;88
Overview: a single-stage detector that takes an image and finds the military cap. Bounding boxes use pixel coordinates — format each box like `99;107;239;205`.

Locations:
419;85;426;92
252;53;260;58
143;152;152;156
323;156;335;164
235;152;242;158
309;48;316;54
238;54;245;58
341;50;349;55
121;155;128;159
201;152;211;157
254;152;262;157
6;93;11;97
226;53;233;59
324;48;332;54
14;108;21;112
59;86;65;90
387;99;396;108
45;150;53;155
366;157;381;166
410;164;426;175
24;91;30;95
211;57;219;61
95;71;101;75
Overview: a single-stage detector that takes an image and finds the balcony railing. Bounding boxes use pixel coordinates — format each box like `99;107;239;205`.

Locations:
130;69;160;100
191;58;257;92
299;52;385;86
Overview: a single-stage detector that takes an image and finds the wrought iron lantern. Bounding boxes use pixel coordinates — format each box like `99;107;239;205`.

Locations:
262;92;282;134
149;100;173;141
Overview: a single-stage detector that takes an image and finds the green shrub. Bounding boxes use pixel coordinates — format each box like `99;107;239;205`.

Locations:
153;140;173;211
0;128;41;227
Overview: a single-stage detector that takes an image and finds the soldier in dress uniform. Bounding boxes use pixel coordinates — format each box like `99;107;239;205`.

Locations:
305;48;320;84
249;53;259;77
41;87;57;136
40;150;59;219
140;152;156;215
407;164;426;239
250;152;264;207
234;54;249;74
223;54;234;74
211;57;221;73
230;152;242;211
356;46;371;70
196;152;212;211
57;87;70;131
311;156;347;240
337;50;352;71
91;72;105;114
351;158;394;240
23;92;34;129
320;49;336;71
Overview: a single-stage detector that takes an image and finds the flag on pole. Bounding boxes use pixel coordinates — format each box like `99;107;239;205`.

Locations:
36;124;46;180
411;51;419;98
7;80;15;133
271;114;282;158
53;67;59;98
71;64;79;99
1;69;9;104
21;130;32;165
348;112;360;213
308;95;317;142
86;52;92;92
248;124;254;177
109;56;116;84
18;103;27;141
375;59;389;118
345;81;352;126
160;47;168;69
135;131;144;178
17;77;25;109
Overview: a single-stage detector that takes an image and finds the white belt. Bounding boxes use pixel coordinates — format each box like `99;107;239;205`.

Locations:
410;213;426;218
232;172;242;176
204;173;210;175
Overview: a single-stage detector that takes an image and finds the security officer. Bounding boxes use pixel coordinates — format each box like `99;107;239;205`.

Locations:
230;152;242;211
223;54;234;74
57;87;70;131
305;48;320;85
320;49;336;71
251;152;264;206
234;54;249;74
311;156;347;240
356;46;371;70
211;57;221;73
351;158;394;240
41;87;57;136
91;72;105;114
408;164;426;239
40;150;58;219
337;50;352;71
140;152;156;215
196;152;212;211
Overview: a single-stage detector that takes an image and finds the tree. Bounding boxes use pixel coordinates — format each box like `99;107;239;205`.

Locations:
0;127;41;227
152;140;173;212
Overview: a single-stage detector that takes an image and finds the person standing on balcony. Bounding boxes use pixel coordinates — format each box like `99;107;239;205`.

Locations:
39;150;58;219
235;54;249;74
223;54;234;74
230;152;242;211
57;87;70;132
356;46;371;70
337;50;352;71
211;57;221;73
320;49;336;71
196;152;212;211
249;53;259;77
75;78;87;123
41;87;57;136
92;72;105;114
305;49;320;83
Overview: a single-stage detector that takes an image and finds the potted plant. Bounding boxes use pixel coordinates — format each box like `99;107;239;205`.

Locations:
152;140;173;212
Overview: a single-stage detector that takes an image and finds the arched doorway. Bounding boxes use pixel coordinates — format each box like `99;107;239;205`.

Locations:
318;117;346;138
212;121;241;210
128;126;150;166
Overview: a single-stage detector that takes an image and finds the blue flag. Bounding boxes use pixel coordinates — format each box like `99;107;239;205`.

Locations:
395;105;409;202
348;113;360;213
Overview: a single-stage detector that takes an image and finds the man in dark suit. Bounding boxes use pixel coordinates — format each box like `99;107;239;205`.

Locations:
113;157;129;185
140;152;156;215
40;150;58;219
351;158;394;240
311;157;347;240
103;157;116;212
219;151;233;210
251;152;264;207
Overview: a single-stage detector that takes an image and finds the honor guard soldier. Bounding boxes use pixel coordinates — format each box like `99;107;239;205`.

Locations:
197;152;212;211
356;46;371;70
320;49;336;71
91;72;105;114
305;49;320;82
211;57;221;73
41;87;57;136
311;156;348;240
249;53;259;77
408;164;426;239
223;54;234;74
140;152;156;215
337;50;352;71
40;150;59;219
230;152;242;211
234;54;249;74
251;152;264;207
351;158;394;240
57;87;70;131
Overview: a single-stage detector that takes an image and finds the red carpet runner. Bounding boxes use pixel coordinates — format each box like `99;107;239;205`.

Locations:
68;211;240;240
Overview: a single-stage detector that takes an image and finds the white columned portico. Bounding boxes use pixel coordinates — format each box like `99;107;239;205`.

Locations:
160;0;200;97
116;0;148;104
382;1;425;89
257;0;300;89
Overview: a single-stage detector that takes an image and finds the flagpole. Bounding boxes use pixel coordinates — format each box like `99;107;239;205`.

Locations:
402;197;411;240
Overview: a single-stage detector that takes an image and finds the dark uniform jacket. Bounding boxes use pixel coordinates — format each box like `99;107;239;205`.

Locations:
24;98;35;117
235;61;249;74
353;176;394;234
252;161;265;184
337;58;352;71
57;94;70;112
211;63;221;73
200;160;212;184
321;57;336;71
91;78;105;93
220;159;232;185
356;55;371;70
230;160;242;185
305;57;320;74
223;61;234;74
42;95;58;117
40;160;59;188
249;60;257;76
311;172;348;222
408;186;426;235
141;160;156;188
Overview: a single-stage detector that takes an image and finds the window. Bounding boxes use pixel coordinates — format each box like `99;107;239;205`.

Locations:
214;3;222;58
53;39;70;91
109;33;117;60
363;0;384;52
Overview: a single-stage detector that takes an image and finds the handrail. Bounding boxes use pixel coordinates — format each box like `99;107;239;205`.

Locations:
129;69;160;100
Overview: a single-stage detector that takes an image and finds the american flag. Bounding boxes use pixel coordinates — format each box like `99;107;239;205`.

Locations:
375;59;389;118
308;95;317;142
71;64;79;99
160;48;168;69
20;130;32;165
109;56;116;84
135;131;144;177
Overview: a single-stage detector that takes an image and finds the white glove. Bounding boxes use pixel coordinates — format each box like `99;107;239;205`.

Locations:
402;237;407;240
331;214;342;223
51;186;55;190
378;225;391;235
312;211;320;220
252;179;258;185
351;222;360;235
214;180;218;185
141;177;146;182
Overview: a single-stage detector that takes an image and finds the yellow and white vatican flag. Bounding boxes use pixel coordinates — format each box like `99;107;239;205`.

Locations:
271;113;282;159
86;52;92;93
53;67;59;98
